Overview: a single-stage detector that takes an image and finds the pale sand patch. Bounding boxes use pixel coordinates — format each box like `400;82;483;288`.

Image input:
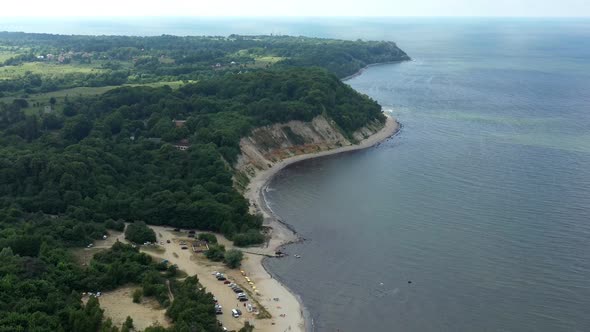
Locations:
90;286;171;331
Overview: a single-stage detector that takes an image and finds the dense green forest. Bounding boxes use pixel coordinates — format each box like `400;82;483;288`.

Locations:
0;32;408;331
0;68;384;243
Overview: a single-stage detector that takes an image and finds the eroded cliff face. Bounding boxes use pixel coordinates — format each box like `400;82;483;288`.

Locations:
234;115;384;189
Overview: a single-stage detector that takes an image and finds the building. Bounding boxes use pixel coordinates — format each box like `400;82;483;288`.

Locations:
173;139;190;151
192;240;209;253
172;119;187;128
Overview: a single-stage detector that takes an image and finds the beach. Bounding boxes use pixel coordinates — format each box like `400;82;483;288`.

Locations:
242;114;400;331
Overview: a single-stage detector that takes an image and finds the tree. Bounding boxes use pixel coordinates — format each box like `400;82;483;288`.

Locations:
121;316;134;332
49;97;57;106
205;244;226;262
197;233;217;244
132;289;143;303
63;115;93;141
239;322;255;332
224;249;243;269
125;221;156;244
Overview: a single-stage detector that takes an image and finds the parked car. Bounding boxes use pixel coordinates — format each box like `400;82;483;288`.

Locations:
223;280;231;284
166;240;171;243
181;246;188;250
233;288;243;293
231;309;241;318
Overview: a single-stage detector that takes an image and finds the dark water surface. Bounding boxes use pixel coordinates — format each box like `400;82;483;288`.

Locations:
261;20;590;332
4;17;590;332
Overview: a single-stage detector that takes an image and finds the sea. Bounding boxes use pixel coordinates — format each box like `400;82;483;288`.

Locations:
3;17;590;332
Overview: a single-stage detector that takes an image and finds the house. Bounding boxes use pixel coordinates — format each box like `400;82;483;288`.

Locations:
173;138;190;151
172;119;186;128
43;106;53;114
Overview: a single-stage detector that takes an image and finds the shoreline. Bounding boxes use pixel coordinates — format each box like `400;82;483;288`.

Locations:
243;114;400;332
341;59;410;82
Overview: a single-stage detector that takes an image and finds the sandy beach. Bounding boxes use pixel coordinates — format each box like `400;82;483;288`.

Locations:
242;114;400;331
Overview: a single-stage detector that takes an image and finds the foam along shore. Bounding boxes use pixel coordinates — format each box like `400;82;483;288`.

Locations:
243;114;400;331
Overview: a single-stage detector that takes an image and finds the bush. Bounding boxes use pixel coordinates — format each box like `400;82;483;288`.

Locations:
132;289;143;303
166;264;178;277
239;322;255;332
105;219;125;231
125;221;156;244
197;232;218;244
205;244;226;262
224;249;244;269
232;230;265;247
121;316;134;332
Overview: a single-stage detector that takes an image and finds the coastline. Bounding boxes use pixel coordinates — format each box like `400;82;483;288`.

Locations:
243;114;400;332
341;59;410;82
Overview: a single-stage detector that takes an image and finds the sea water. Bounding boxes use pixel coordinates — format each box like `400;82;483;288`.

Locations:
262;19;590;332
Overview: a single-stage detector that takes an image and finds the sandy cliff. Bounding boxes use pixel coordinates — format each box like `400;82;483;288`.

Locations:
234;115;385;186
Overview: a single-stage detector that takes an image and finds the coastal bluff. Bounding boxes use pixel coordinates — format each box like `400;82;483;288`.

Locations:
234;115;385;186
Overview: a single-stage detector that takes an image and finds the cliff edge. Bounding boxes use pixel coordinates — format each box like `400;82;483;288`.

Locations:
234;115;385;190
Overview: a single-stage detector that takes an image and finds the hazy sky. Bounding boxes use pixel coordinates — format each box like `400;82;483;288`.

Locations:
3;0;590;17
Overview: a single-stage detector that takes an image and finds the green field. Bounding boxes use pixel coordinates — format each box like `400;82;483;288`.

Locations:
0;62;106;79
0;80;191;115
248;55;286;69
0;51;16;63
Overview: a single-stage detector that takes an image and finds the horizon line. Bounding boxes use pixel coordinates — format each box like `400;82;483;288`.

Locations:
1;15;590;19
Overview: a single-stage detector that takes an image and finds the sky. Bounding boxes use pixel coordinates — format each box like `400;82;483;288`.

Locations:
2;0;590;17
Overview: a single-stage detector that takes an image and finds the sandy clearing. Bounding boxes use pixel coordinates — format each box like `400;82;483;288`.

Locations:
73;230;125;266
86;286;171;331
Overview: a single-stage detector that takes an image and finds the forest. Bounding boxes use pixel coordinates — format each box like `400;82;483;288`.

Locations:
0;32;408;331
